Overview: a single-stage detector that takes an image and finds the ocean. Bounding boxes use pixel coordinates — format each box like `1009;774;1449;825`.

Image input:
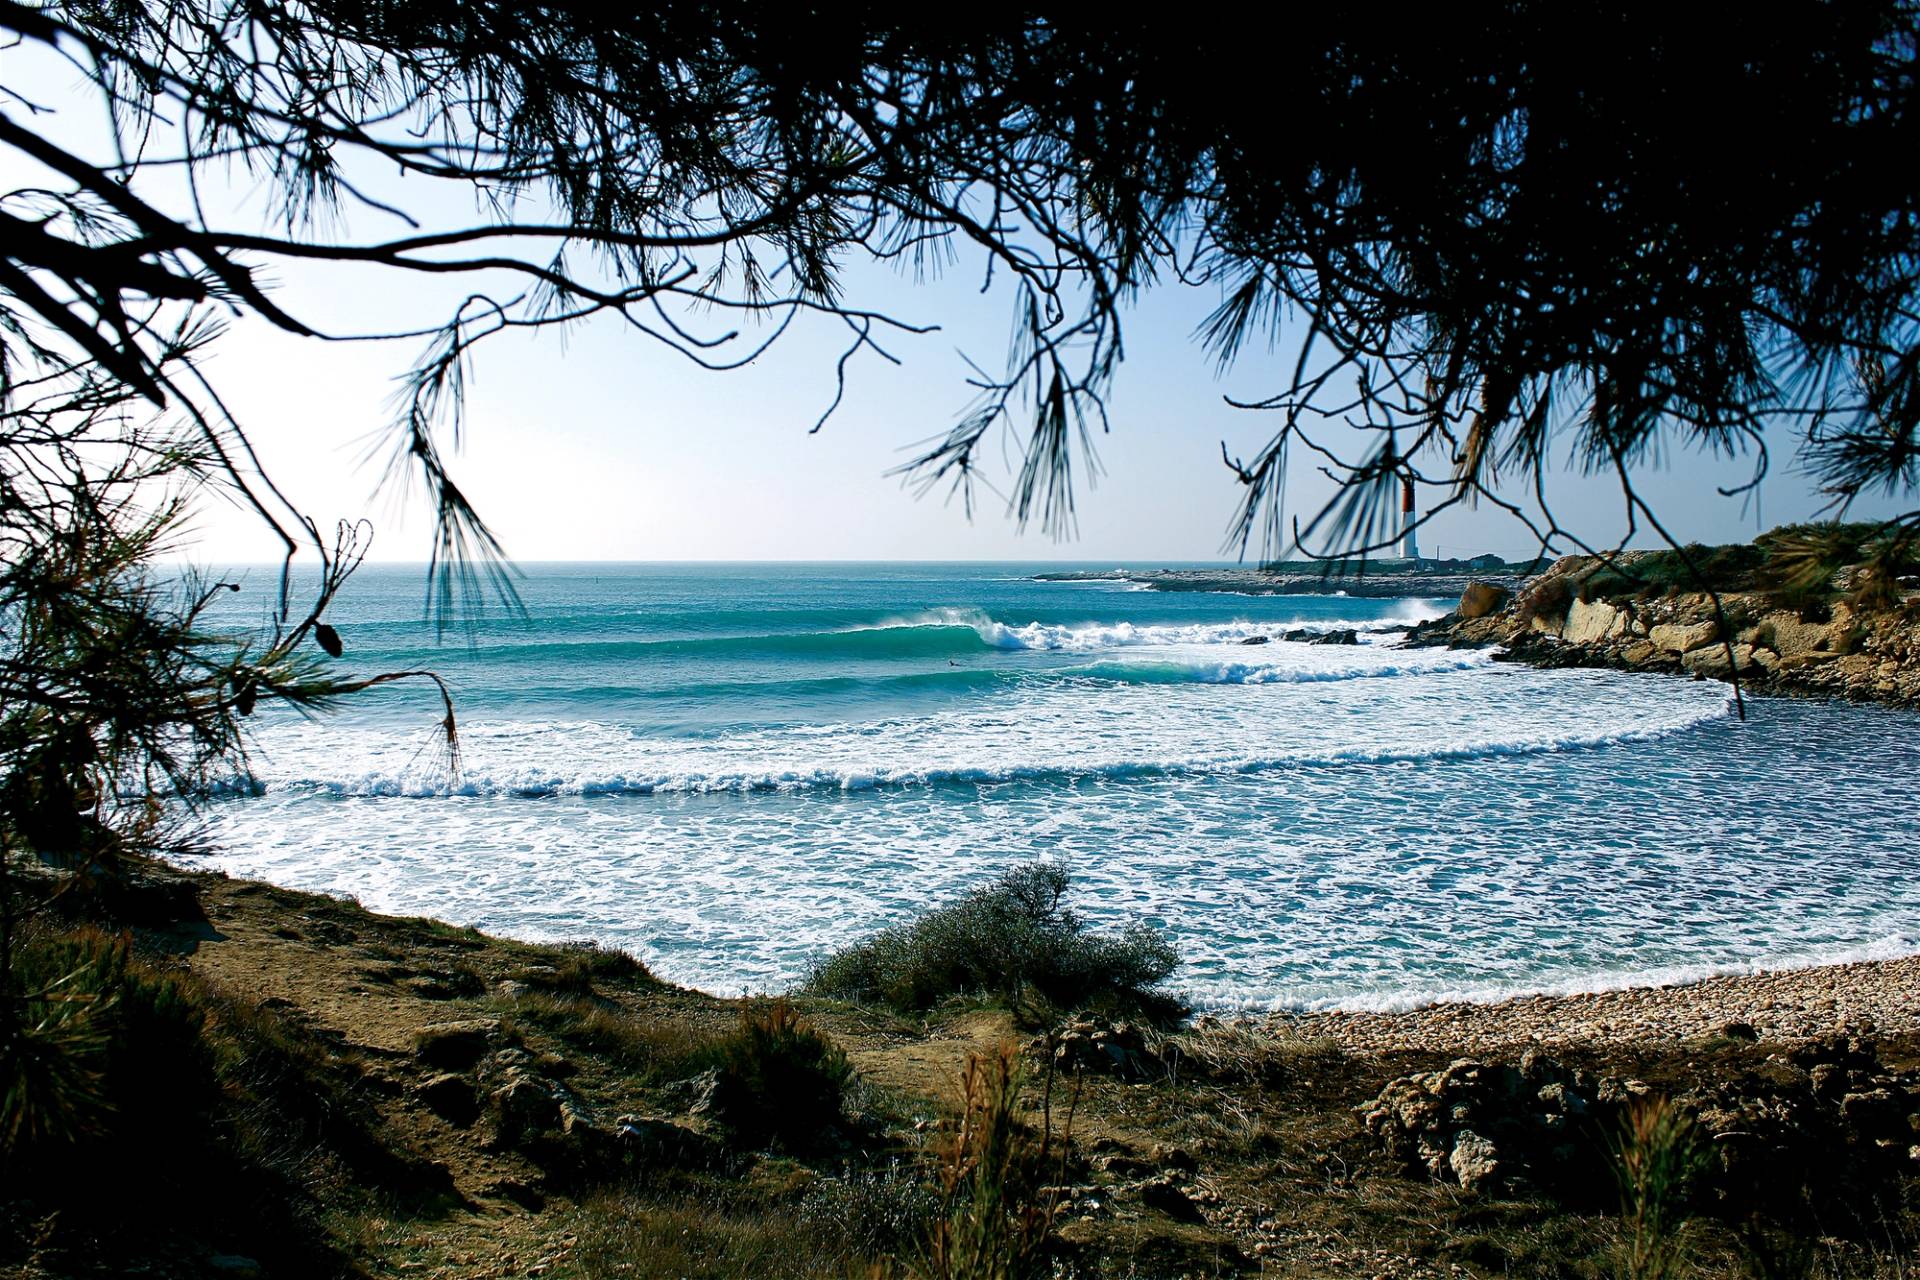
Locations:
194;562;1920;1011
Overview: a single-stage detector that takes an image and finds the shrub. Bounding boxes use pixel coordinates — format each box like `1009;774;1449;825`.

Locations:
1576;568;1637;602
802;863;1179;1018
539;941;653;995
496;990;708;1078
1;915;440;1275
700;999;853;1149
1614;1099;1707;1280
902;1045;1060;1280
570;1191;848;1280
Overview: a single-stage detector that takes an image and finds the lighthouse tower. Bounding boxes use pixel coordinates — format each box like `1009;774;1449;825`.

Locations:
1399;474;1419;561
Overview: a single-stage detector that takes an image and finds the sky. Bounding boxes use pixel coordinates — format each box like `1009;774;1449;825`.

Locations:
6;37;1904;568
184;250;1896;569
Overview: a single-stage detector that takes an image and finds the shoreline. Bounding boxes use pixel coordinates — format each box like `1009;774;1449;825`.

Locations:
178;861;1916;1058
1258;952;1920;1055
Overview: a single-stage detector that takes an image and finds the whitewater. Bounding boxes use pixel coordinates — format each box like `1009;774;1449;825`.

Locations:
193;562;1920;1011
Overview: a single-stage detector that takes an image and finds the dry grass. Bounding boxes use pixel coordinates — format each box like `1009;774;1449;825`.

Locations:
491;988;714;1078
1167;1017;1345;1088
570;1192;856;1279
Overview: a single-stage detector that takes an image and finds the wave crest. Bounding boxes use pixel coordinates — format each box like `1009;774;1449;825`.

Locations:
210;698;1729;800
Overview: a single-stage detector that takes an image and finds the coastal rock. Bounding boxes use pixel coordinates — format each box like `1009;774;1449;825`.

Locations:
1765;613;1836;658
609;1114;722;1167
1360;1036;1920;1205
1449;1130;1503;1192
1682;642;1756;678
1034;1016;1165;1079
1409;539;1919;708
1134;1173;1206;1223
669;1067;722;1116
1238;635;1271;645
1650;619;1719;654
1564;599;1626;645
1840;1089;1904;1135
1620;639;1658;665
488;1070;563;1147
1310;628;1360;646
1458;581;1511;620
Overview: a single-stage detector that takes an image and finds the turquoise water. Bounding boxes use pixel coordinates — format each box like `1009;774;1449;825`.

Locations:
195;563;1920;1010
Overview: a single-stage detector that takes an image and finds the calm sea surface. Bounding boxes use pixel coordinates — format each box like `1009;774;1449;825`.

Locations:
193;563;1920;1010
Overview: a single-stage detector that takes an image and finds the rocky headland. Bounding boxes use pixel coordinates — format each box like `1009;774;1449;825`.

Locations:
1408;547;1920;707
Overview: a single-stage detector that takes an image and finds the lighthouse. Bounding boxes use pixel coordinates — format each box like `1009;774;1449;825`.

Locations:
1399;474;1419;561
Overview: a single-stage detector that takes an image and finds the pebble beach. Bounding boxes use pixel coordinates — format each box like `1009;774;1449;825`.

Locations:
1261;954;1920;1054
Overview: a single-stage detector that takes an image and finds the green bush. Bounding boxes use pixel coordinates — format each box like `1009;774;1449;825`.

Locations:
802;863;1180;1018
1576;568;1637;602
700;999;853;1149
1580;545;1768;600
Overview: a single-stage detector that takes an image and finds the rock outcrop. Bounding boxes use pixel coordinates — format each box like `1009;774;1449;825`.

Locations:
1458;581;1512;620
1357;1052;1625;1195
1358;1036;1920;1205
1028;1015;1170;1079
1412;553;1920;706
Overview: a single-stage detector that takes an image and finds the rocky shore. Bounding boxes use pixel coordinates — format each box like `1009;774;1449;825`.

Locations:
1258;954;1920;1055
1408;550;1920;707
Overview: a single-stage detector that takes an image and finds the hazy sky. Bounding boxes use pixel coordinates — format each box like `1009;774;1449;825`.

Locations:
7;38;1902;568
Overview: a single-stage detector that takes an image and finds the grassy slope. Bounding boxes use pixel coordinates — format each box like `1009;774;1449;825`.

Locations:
5;865;1916;1280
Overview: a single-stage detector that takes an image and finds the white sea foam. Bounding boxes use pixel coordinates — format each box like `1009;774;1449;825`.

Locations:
217;658;1728;800
189;568;1920;1012
1064;653;1487;685
867;607;1439;652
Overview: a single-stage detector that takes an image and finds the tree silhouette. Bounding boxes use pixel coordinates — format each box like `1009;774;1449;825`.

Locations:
4;4;1915;579
4;0;1918;1173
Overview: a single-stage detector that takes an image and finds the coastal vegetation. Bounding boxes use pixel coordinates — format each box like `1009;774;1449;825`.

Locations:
2;3;1917;600
4;862;1918;1278
803;863;1181;1020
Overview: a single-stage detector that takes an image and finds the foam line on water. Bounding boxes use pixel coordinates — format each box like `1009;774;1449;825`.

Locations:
206;696;1730;799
